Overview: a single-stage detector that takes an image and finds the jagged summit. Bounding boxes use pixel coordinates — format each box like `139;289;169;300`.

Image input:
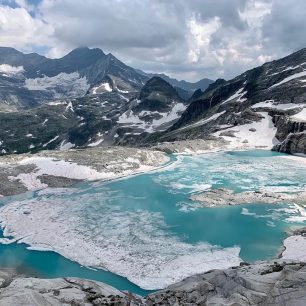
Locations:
132;76;184;113
139;76;180;101
62;46;105;61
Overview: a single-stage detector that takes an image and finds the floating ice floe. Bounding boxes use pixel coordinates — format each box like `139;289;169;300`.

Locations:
0;194;242;290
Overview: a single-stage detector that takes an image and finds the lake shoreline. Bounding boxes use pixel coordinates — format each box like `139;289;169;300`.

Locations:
3;148;304;296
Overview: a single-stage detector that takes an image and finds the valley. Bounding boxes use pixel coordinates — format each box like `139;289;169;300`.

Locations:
0;45;305;305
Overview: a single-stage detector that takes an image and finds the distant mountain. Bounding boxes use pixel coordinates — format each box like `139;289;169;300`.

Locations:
0;47;47;68
0;47;148;109
137;71;214;97
0;47;213;110
0;46;215;155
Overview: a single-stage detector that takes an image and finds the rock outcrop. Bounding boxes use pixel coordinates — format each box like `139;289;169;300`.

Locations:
0;271;143;306
0;261;305;305
190;188;306;207
273;131;306;154
147;261;306;306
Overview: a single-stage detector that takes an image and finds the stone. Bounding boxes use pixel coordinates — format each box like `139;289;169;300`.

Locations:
219;130;237;137
148;261;306;306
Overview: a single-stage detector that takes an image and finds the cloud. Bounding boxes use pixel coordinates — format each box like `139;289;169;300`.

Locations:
0;0;306;81
262;0;306;53
0;4;53;50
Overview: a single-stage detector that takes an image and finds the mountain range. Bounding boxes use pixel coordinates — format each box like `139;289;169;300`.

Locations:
0;46;213;110
0;46;305;155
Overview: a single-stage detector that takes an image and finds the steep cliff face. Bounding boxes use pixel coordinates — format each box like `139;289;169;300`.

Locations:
272;112;306;154
273;131;306;154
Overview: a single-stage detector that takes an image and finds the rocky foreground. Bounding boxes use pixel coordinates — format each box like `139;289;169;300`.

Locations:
0;260;305;305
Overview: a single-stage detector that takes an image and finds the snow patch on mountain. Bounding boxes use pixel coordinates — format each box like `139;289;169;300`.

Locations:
59;141;75;151
118;103;186;133
24;72;90;98
221;88;247;104
270;70;306;88
251;100;305;110
290;108;306;122
179;111;226;131
42;136;59;148
87;138;104;147
90;82;113;94
214;112;278;149
148;103;186;132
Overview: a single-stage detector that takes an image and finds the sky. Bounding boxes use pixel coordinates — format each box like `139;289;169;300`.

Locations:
1;0;306;82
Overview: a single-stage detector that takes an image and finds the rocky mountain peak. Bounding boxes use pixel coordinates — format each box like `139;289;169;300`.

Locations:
139;76;180;101
190;88;204;101
63;47;105;61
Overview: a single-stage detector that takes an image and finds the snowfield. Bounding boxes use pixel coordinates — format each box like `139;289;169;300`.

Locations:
214;112;278;150
24;72;90;99
118;102;186;133
290;108;306;122
5;148;170;192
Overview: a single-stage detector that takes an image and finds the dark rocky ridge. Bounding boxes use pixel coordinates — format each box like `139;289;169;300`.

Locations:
138;71;214;96
145;47;306;154
272;115;306;154
135;76;184;112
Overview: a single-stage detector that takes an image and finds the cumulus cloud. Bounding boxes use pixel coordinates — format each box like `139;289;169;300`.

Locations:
0;4;53;50
0;0;306;81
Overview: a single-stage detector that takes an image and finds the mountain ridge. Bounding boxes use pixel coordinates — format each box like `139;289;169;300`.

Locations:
0;46;213;109
149;46;306;155
0;45;306;155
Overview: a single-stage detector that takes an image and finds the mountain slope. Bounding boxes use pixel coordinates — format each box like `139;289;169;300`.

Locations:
152;48;306;154
0;77;190;154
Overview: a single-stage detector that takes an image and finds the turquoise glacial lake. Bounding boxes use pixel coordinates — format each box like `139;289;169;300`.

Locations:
0;150;305;295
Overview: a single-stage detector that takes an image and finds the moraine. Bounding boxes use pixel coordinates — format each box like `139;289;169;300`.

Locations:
0;150;305;294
